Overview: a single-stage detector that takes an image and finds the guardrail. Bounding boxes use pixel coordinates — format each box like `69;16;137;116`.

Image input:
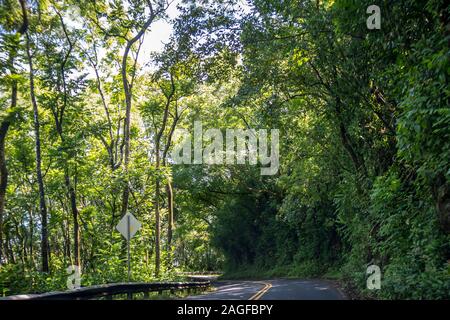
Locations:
1;281;210;300
179;271;222;275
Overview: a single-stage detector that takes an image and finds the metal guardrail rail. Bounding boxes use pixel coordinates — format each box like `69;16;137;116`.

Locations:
1;281;210;300
178;271;222;275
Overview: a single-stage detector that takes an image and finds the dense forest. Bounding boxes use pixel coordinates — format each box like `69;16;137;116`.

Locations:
0;0;449;299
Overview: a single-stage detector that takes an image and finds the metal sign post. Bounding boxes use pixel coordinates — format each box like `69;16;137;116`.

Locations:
116;213;141;283
127;214;130;282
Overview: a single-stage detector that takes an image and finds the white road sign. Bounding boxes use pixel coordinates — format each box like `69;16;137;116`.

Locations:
116;213;141;241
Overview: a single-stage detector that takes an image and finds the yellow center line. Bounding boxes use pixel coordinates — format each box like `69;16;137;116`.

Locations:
248;282;272;300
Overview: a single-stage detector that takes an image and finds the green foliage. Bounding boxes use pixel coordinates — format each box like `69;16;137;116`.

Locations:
177;0;449;299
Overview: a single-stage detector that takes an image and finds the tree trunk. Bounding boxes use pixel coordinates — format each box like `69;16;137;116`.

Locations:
0;119;11;265
26;32;49;272
118;9;156;277
5;231;15;264
0;0;28;264
29;208;34;267
166;181;174;246
120;61;132;218
154;140;161;277
0;83;14;266
335;98;368;177
120;10;156;218
163;111;178;250
155;74;176;273
65;173;80;267
56;11;81;269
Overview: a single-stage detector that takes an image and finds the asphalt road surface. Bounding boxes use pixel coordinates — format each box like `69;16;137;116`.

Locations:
187;279;346;300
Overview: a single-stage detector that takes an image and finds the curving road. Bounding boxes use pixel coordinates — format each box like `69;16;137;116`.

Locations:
187;279;346;300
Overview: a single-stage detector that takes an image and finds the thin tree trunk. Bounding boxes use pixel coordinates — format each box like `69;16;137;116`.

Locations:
65;174;80;266
0;0;28;266
29;208;34;267
166;182;174;246
162;109;179;249
120;8;156;218
55;10;81;268
115;6;156;278
153;75;175;276
26;32;49;272
64;219;72;266
6;231;15;264
154;143;161;277
335;98;368;177
0;120;10;265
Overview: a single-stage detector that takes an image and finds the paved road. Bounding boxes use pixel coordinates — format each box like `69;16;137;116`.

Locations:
187;279;346;300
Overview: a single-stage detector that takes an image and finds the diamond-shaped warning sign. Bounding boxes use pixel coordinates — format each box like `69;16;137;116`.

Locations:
116;213;141;241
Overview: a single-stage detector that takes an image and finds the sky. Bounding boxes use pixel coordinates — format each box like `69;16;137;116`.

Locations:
137;0;181;67
67;0;252;76
137;0;252;67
